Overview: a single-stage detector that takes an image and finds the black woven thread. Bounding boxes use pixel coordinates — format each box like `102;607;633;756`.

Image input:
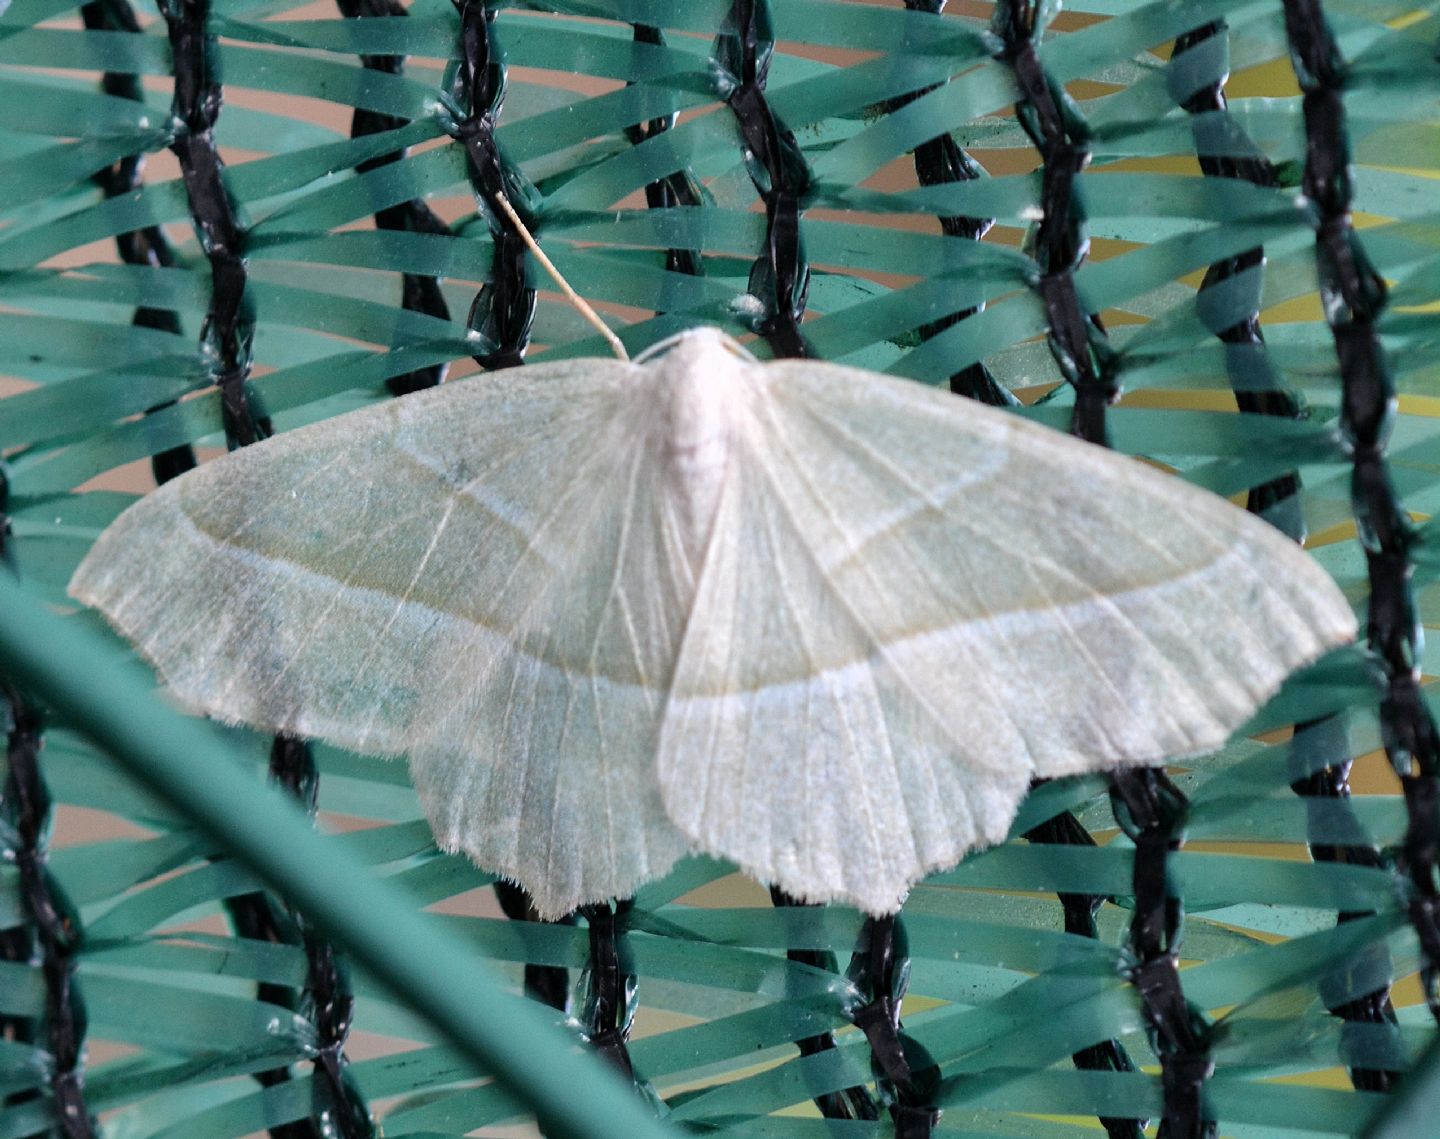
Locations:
1289;719;1405;1088
449;0;535;370
0;482;23;1077
223;889;321;1139
991;0;1116;445
2;683;97;1139
715;0;812;358
767;888;880;1121
717;2;860;1104
892;1;1010;406
158;0;269;450
223;739;373;1139
1171;21;1304;534
1110;770;1215;1139
494;882;575;1011
458;0;594;1010
992;5;1212;1132
0;472;11;580
272;737;373;1139
718;1;887;1103
575;900;642;1081
1282;0;1440;1024
454;0;582;996
337;0;452;395
2;473;95;1136
0;478;31;1073
448;0;592;1014
80;0;198;484
626;24;705;281
1022;809;1143;1139
159;7;366;1128
847;916;940;1138
1169;20;1403;1092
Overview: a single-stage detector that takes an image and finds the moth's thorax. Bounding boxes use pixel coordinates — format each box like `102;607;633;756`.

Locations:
652;329;750;565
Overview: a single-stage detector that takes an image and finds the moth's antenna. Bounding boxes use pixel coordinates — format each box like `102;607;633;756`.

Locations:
493;192;630;362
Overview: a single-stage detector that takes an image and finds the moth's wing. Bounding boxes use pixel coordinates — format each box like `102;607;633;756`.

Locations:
657;360;1356;915
70;360;694;917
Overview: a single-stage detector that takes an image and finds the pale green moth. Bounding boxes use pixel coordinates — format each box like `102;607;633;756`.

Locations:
69;325;1355;918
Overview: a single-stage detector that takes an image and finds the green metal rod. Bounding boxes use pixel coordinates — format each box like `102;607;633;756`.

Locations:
0;578;675;1139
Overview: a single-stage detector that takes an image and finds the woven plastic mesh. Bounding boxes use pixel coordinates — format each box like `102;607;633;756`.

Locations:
2;1;1440;1136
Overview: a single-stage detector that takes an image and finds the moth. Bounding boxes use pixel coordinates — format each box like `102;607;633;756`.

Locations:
70;327;1355;917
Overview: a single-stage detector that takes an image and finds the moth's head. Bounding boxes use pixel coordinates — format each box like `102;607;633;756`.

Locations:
643;326;756;461
633;325;755;368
